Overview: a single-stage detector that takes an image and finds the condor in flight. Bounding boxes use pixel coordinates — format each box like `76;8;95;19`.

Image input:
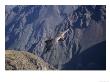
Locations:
43;29;69;53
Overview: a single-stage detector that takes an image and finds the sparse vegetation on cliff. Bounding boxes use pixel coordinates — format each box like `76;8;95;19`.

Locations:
5;50;55;70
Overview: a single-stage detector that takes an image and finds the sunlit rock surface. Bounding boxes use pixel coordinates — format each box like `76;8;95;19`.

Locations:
5;50;55;70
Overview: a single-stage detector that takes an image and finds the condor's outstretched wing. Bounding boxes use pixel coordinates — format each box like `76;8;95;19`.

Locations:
55;29;69;42
43;39;54;53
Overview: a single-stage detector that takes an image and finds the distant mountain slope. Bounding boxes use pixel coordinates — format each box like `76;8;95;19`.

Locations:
5;50;55;70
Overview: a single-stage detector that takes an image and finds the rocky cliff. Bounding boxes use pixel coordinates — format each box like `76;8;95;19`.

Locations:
5;50;55;70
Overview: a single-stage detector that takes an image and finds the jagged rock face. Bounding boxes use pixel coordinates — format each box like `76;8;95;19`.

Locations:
5;50;55;70
5;5;106;69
